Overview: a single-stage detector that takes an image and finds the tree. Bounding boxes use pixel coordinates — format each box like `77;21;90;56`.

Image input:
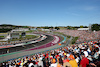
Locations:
80;25;83;28
55;27;60;30
44;26;49;29
91;24;100;31
23;26;29;28
0;29;12;33
67;26;72;29
83;26;88;28
49;26;53;29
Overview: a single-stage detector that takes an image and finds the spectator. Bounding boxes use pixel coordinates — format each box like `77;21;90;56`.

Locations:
79;53;89;67
50;58;57;67
0;40;100;67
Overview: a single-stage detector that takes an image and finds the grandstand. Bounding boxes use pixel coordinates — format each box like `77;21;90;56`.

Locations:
0;37;100;67
56;30;100;43
0;25;100;67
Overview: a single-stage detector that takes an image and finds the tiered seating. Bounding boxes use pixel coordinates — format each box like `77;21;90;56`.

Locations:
0;40;100;67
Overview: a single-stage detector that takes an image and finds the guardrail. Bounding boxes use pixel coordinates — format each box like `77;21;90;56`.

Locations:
59;35;67;44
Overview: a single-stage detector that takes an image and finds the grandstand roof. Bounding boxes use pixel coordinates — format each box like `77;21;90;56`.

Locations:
78;28;89;30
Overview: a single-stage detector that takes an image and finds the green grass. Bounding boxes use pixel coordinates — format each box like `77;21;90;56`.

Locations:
0;36;4;38
53;32;79;44
15;30;35;33
53;32;70;43
25;30;35;33
9;35;38;41
53;32;71;38
0;41;7;42
71;37;79;44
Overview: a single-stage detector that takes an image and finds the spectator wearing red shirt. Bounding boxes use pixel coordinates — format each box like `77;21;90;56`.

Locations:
79;53;89;67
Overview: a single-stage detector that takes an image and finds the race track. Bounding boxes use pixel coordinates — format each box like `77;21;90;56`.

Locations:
0;34;61;62
0;35;53;54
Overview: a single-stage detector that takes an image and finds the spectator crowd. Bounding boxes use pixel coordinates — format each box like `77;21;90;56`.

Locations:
0;40;100;67
56;30;100;43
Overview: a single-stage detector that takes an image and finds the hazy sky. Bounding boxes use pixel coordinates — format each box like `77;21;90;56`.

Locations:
0;0;100;26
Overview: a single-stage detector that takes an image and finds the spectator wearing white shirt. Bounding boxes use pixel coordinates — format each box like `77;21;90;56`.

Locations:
83;48;89;57
50;58;57;67
28;61;34;67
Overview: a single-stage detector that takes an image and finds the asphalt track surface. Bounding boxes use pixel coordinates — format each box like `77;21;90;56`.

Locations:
0;42;63;63
0;35;53;55
0;34;62;62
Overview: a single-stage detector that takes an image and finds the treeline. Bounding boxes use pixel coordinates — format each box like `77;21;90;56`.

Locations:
0;29;12;33
63;26;88;30
0;23;99;32
0;24;29;28
0;24;30;33
37;24;100;31
71;37;79;44
37;26;60;30
36;26;88;30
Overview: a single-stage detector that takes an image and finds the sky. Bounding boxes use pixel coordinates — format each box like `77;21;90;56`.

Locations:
0;0;100;27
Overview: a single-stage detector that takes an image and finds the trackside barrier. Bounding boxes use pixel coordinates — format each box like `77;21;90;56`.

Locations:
58;35;67;45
